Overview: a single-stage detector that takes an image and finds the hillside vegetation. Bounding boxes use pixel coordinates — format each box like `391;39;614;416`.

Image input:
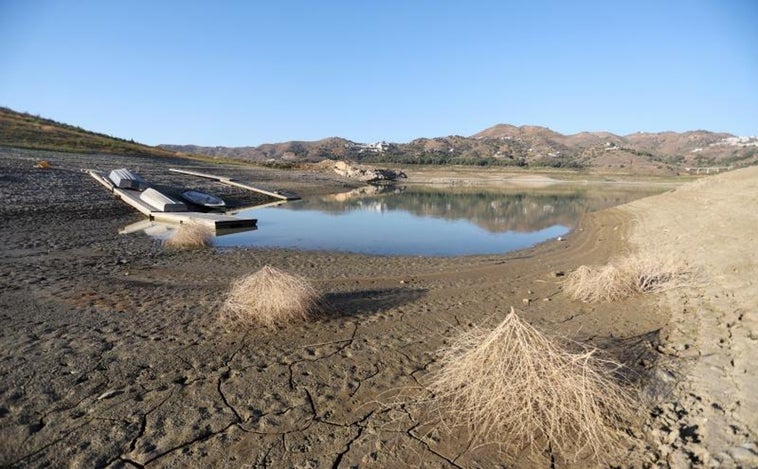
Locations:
0;107;179;158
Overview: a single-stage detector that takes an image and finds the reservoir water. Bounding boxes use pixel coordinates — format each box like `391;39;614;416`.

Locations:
203;185;663;256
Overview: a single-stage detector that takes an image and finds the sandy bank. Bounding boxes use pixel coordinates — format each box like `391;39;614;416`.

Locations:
621;166;758;467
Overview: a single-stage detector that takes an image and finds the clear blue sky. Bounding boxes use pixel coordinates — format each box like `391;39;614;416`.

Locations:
1;0;756;146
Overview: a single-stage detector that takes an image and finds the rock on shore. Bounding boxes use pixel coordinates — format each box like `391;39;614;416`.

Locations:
333;160;406;182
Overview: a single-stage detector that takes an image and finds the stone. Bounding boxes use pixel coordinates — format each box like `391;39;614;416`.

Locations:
333;161;406;182
729;445;758;465
688;445;710;465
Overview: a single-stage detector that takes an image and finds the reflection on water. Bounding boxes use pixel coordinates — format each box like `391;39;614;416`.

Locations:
120;219;257;239
209;185;663;256
288;186;587;233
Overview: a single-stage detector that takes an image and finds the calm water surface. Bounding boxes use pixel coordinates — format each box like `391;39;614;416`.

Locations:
208;185;663;256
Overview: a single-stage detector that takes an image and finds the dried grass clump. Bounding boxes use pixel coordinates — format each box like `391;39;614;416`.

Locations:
565;254;687;302
222;265;319;327
427;308;634;462
619;255;686;293
162;222;213;249
563;263;631;302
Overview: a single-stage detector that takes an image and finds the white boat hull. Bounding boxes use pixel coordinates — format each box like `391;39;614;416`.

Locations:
181;190;226;208
139;187;187;212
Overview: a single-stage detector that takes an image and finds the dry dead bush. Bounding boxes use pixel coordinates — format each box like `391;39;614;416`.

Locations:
563;263;632;302
221;265;319;327
427;307;634;463
619;255;687;293
565;254;687;302
162;222;213;249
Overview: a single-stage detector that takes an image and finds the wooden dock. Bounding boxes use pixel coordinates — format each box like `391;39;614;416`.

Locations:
168;168;301;200
87;170;257;230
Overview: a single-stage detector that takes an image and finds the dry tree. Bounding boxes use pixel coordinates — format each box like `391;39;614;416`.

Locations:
426;307;635;463
221;265;319;327
162;222;213;249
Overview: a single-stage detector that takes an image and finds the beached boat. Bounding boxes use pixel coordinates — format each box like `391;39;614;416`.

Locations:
181;189;226;208
108;168;145;190
139;187;187;212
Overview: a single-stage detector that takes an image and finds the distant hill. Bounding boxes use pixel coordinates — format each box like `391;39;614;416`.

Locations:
0;107;179;158
163;137;358;162
3;106;754;173
163;125;758;174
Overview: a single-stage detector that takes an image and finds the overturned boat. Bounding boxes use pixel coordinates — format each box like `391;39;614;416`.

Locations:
140;187;187;212
108;168;146;190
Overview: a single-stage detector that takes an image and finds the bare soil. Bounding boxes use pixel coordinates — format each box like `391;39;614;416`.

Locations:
622;168;758;467
1;148;754;467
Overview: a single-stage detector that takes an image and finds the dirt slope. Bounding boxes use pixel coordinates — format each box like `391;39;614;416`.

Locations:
622;166;758;467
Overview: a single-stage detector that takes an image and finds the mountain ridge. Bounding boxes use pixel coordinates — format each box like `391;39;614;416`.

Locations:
162;124;758;173
1;106;754;174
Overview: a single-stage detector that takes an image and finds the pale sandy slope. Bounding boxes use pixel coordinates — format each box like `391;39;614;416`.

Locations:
622;166;758;467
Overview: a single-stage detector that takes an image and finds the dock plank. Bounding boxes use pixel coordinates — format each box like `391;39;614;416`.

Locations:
168;168;301;200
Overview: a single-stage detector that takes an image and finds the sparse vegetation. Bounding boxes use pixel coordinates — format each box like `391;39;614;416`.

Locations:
719;148;758;166
564;254;688;302
259;160;299;170
221;265;320;327
162;223;214;250
532;155;586;169
0;107;255;165
427;307;634;462
0;107;179;158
